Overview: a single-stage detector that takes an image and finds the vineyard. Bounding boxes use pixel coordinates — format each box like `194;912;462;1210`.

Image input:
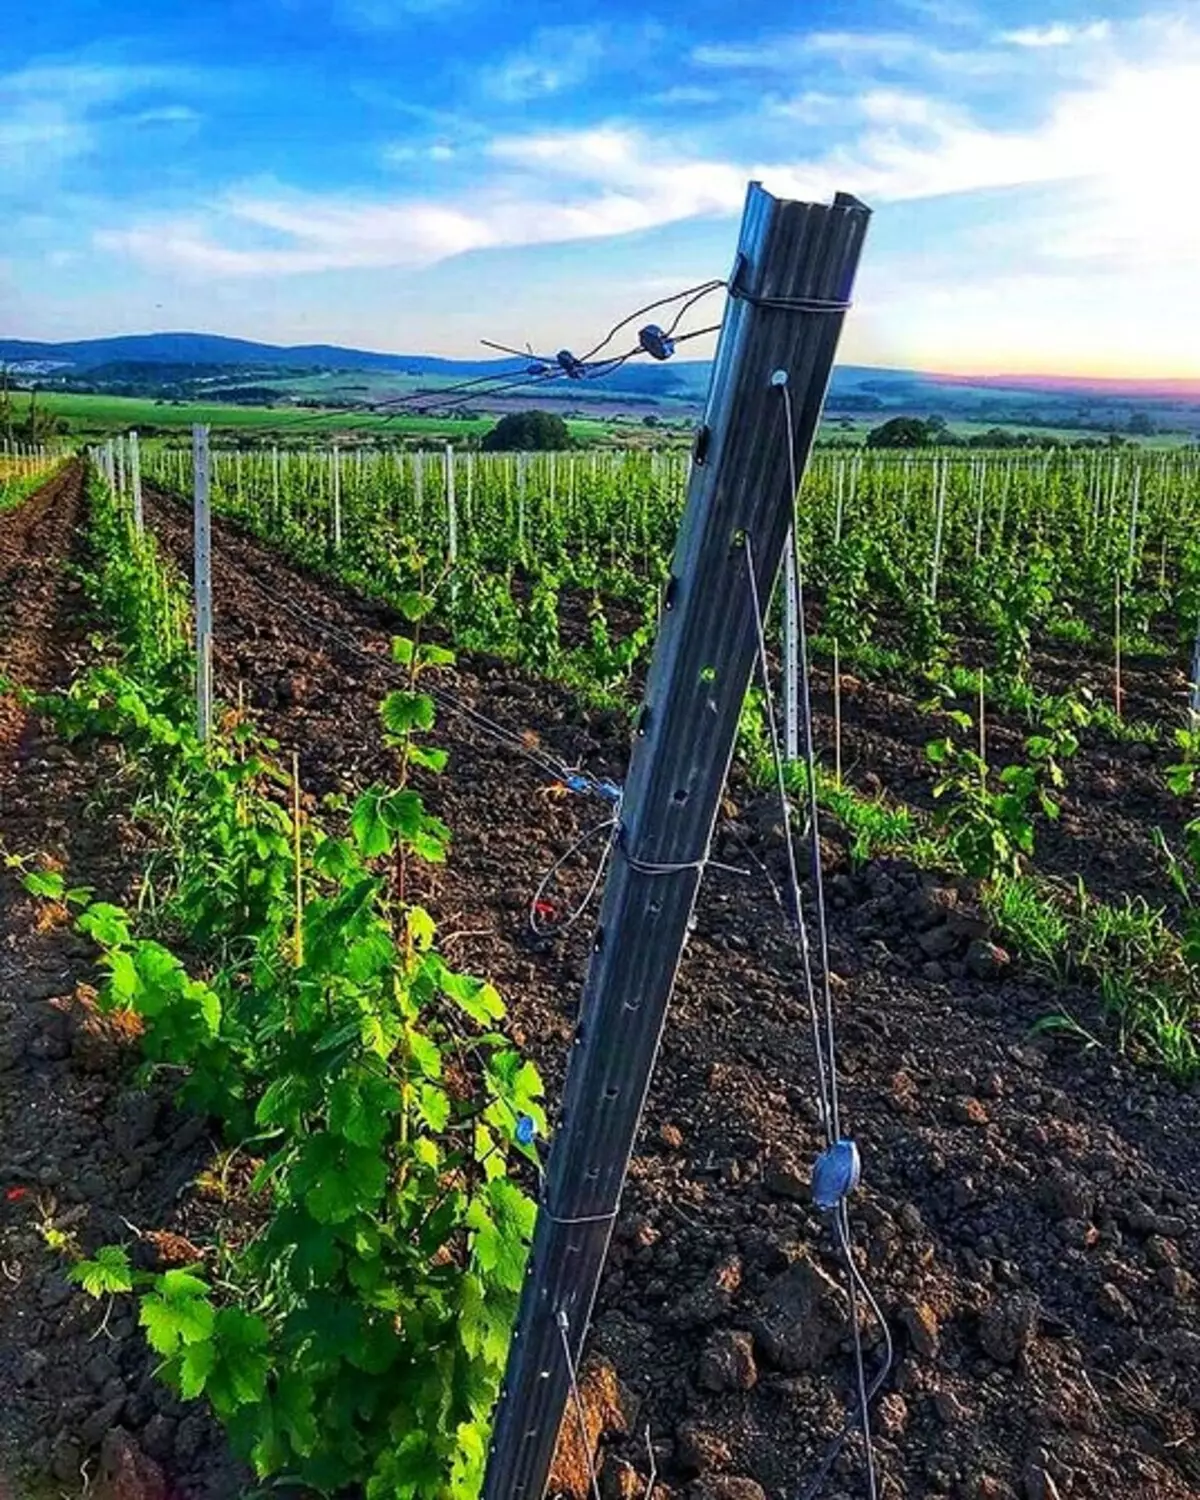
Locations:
0;443;63;512
5;163;1200;1500
0;424;1197;1500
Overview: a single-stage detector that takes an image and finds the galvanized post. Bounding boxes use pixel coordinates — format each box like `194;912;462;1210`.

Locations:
1190;619;1200;721
129;430;144;535
193;425;214;743
332;446;343;553
481;183;870;1500
445;443;458;565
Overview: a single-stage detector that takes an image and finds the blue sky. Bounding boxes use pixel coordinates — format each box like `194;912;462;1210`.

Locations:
1;0;1195;374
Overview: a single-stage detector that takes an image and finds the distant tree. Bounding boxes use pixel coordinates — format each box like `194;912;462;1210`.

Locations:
1127;411;1155;436
967;427;1019;449
481;410;572;452
866;415;938;449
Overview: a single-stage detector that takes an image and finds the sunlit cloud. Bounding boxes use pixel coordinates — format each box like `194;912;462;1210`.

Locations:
1001;21;1112;48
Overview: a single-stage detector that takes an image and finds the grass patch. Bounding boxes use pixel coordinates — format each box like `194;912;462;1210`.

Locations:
985;873;1199;1080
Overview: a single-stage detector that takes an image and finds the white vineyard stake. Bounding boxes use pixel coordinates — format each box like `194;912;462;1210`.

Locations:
193;426;214;743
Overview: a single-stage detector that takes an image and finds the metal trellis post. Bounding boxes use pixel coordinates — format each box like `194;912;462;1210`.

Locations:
193;425;214;742
129;430;144;535
481;182;870;1500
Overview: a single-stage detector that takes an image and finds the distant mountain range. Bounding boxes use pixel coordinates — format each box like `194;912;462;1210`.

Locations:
3;331;1198;433
0;332;507;377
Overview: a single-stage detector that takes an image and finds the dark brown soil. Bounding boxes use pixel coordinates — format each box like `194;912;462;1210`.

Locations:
1;473;1197;1500
0;470;242;1500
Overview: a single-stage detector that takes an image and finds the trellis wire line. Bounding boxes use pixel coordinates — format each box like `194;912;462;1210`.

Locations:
529;812;622;939
779;378;844;1145
381;277;729;413
778;374;891;1498
577;278;727;364
556;1311;603;1500
796;1209;894;1500
745;510;886;1500
147;491;616;802
744;535;835;1146
529;810;750;940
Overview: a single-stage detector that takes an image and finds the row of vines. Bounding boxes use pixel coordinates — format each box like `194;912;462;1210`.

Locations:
0;442;64;510
145;445;1200;695
22;460;546;1496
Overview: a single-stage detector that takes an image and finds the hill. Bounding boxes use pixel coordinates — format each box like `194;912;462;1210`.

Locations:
3;331;1199;438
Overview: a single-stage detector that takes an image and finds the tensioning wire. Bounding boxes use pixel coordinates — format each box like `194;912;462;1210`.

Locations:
151;491;615;802
741;369;894;1500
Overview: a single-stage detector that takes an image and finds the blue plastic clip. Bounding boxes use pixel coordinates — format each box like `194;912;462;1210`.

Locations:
564;774;591;795
515;1115;537;1146
595;779;623;805
812;1138;861;1212
639;324;676;361
556;350;587;379
526;361;552;377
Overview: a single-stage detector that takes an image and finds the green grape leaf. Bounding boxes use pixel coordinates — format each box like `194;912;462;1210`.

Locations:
67;1245;134;1298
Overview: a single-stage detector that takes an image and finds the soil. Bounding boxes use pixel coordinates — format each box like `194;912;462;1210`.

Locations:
1;471;1197;1500
0;469;242;1500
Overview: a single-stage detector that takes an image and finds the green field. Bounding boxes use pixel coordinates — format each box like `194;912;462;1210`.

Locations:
31;388;1193;451
35;390;619;444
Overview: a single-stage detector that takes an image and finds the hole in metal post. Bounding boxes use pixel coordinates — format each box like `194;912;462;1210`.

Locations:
603;1085;620;1101
673;788;689;805
693;425;711;466
699;665;717;684
663;575;679;612
637;706;651;738
593;926;605;954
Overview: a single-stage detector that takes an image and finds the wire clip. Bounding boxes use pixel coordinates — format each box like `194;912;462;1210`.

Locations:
638;324;676;361
812;1138;861;1212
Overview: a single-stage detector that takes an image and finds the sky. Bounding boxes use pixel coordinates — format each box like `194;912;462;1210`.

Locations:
1;0;1197;376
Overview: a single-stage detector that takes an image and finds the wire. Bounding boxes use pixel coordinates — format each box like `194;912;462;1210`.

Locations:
529;811;622;939
146;486;616;800
556;1310;603;1500
744;536;834;1144
779;377;843;1143
577;278;726;364
743;413;891;1500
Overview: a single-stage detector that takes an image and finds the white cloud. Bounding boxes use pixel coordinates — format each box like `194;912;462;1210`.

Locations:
94;13;1200;317
132;104;201;125
650;85;724;107
692;28;1004;74
481;25;608;103
330;0;467;30
0;63;199;187
1002;21;1111;48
